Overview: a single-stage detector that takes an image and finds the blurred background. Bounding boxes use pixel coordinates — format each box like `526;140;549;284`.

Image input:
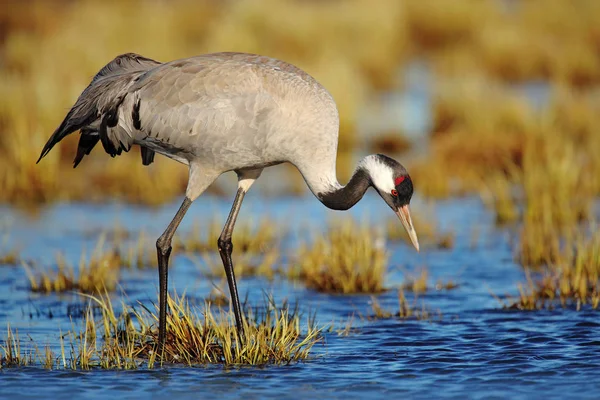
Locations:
0;0;599;207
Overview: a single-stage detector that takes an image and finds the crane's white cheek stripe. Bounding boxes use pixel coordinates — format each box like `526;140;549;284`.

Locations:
359;156;395;193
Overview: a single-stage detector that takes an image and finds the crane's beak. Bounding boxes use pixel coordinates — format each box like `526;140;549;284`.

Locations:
395;205;419;252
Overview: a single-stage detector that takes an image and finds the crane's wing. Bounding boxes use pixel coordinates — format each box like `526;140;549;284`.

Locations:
38;53;162;167
128;55;279;163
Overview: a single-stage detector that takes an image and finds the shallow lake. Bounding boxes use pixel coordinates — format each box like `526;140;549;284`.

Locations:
1;193;599;399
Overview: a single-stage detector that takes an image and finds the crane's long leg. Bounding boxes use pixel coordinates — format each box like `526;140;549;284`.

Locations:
218;187;247;335
156;197;192;348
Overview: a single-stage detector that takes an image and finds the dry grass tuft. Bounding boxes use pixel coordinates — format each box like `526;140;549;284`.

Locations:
387;212;454;250
290;220;387;294
400;268;458;294
175;218;278;254
0;325;55;369
369;290;432;320
2;292;323;369
0;235;20;265
502;227;600;311
0;248;19;266
195;248;280;280
24;238;121;294
119;230;158;269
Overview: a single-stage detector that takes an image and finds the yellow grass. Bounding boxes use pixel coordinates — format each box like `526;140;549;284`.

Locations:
369;290;432;320
0;325;55;369
2;292;323;369
504;225;600;311
290;220;388;294
386;210;454;250
0;246;19;266
118;230;158;269
175;218;278;254
24;237;121;293
196;248;281;280
2;0;599;204
400;268;458;294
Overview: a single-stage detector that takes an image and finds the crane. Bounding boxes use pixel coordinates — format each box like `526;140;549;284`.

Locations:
37;52;420;348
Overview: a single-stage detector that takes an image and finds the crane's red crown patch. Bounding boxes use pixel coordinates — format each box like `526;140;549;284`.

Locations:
394;176;406;186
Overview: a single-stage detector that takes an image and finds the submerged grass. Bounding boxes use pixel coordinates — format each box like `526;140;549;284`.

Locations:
290;220;387;294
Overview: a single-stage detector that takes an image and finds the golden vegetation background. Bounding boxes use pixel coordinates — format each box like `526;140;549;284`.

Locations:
1;0;599;205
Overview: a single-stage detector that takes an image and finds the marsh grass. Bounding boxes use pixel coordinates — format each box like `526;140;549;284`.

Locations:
0;325;56;369
196;249;280;280
119;230;158;269
2;292;323;369
499;226;600;311
0;235;20;265
24;237;121;293
369;290;432;320
400;268;459;294
368;130;411;154
517;128;595;266
175;218;278;254
387;214;454;250
3;1;599;204
290;220;387;294
0;247;19;266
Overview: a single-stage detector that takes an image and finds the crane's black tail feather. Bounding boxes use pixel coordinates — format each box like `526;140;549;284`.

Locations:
141;147;155;166
37;53;161;167
73;130;100;168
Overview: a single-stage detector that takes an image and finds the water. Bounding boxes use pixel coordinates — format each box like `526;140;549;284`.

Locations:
1;193;599;399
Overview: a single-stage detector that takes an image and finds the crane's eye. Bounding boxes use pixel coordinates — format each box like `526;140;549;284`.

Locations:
391;189;398;197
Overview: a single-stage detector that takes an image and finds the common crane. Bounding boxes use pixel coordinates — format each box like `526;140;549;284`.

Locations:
38;52;420;347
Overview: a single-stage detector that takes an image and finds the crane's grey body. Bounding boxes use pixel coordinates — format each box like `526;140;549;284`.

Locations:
41;52;341;200
39;52;419;349
129;53;338;179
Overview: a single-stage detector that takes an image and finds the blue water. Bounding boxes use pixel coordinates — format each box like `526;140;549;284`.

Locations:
1;194;599;399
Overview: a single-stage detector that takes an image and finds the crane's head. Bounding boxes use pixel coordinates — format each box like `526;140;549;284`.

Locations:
361;154;419;252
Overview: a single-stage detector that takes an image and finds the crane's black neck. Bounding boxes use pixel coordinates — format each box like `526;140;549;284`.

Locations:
317;167;371;211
